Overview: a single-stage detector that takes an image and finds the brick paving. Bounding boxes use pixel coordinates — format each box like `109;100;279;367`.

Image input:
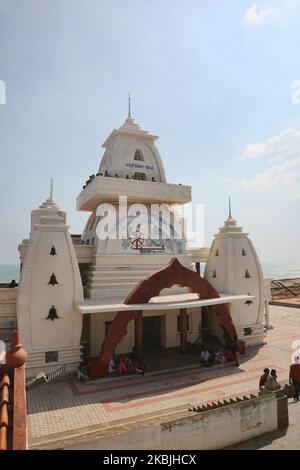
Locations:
27;305;300;447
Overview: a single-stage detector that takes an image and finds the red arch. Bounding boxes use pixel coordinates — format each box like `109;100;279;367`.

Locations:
89;258;236;378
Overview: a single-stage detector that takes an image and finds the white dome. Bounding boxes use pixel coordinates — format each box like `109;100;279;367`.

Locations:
98;116;166;183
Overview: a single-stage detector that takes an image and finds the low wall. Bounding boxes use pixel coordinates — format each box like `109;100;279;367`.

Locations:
0;288;17;323
66;391;285;450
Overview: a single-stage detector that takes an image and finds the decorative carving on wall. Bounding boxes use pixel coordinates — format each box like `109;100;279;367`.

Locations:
50;246;57;256
48;273;59;286
46;305;59;321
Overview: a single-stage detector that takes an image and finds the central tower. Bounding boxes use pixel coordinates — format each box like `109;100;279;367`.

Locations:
76;111;193;300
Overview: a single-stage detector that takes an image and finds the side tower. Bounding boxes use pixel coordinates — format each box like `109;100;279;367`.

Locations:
17;193;83;376
204;205;265;347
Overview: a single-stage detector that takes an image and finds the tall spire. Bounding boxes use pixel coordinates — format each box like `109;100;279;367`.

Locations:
128;93;131;118
49;177;54;202
222;195;238;229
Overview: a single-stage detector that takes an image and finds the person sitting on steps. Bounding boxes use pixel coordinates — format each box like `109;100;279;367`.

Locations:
200;348;213;367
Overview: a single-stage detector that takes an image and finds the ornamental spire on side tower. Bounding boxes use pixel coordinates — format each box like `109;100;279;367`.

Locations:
49;177;54;202
128;93;131;118
222;196;238;229
45;177;54;205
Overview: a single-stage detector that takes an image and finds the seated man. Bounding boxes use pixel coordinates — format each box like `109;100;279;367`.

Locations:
129;346;138;363
259;368;273;390
77;363;90;382
200;349;213;367
125;357;133;369
269;369;281;391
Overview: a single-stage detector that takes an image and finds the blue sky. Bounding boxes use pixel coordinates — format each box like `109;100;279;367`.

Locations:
0;0;300;264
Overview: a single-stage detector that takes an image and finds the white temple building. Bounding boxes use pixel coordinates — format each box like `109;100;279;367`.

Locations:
0;107;271;377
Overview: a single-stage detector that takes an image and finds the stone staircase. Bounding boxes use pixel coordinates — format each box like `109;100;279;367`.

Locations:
189;393;259;412
85;255;194;299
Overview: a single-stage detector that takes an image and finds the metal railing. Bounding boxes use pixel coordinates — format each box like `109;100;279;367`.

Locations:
0;328;13;345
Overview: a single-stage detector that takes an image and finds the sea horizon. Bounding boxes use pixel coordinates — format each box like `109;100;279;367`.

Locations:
1;261;300;284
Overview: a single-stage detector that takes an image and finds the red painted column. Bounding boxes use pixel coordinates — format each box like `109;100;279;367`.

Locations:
135;311;143;359
179;308;188;354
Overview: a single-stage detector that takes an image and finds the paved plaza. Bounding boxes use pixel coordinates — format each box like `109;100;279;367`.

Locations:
27;305;300;449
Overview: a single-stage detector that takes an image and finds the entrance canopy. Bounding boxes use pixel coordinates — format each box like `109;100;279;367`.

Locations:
88;258;249;379
77;293;254;315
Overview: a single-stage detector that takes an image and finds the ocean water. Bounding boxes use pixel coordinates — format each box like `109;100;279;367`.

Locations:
0;265;20;283
261;261;300;280
0;262;300;284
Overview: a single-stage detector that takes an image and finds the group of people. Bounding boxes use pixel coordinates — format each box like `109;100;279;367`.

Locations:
76;347;146;382
200;336;241;369
109;350;146;377
200;348;224;367
259;356;300;401
259;368;281;392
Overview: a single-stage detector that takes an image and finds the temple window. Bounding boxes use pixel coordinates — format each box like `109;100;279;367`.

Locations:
105;321;112;337
244;327;252;336
212;269;217;278
134;149;144;161
134;172;146;181
215;249;219;256
242;248;246;256
245;269;251;278
45;351;58;362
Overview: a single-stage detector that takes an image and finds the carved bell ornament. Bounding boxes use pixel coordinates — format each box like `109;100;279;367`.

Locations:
48;273;59;286
50;245;57;256
46;305;59;321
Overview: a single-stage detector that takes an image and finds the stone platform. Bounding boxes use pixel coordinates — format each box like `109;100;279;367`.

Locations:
27;305;300;449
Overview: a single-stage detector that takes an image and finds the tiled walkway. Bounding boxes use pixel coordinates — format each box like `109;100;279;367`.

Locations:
27;305;300;446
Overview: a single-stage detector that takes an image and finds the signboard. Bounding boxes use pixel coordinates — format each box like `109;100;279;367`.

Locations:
126;163;154;170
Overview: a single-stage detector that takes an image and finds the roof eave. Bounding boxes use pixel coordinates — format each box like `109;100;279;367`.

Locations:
102;129;159;148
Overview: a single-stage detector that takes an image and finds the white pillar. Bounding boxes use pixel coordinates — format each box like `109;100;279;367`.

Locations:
264;300;273;330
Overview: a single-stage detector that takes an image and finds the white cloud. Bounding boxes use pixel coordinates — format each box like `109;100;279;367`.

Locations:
288;189;300;199
243;129;300;159
244;3;276;25
244;1;300;27
241;129;300;195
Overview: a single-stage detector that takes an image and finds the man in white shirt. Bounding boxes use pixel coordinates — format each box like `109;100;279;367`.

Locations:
200;349;213;367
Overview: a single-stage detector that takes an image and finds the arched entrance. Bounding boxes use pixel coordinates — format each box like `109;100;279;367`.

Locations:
89;257;237;378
